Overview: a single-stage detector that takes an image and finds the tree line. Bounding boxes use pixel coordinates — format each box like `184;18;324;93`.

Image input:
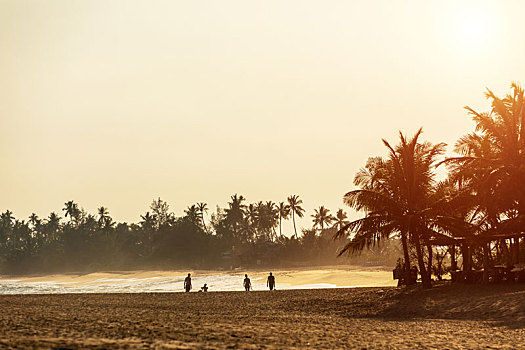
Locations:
0;195;396;274
335;83;525;288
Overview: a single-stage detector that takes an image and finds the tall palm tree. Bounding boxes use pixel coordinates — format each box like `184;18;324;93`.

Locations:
287;195;305;239
45;212;61;243
277;202;291;237
140;212;156;230
140;211;156;255
184;205;201;226
0;210;14;226
333;209;349;231
261;201;279;240
226;194;246;240
443;83;525;272
243;203;258;241
0;211;14;250
97;207;110;228
311;206;334;232
28;213;40;229
446;83;525;215
197;202;209;233
62;200;80;225
335;129;446;288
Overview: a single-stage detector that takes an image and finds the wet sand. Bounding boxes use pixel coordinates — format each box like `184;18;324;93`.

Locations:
1;283;524;349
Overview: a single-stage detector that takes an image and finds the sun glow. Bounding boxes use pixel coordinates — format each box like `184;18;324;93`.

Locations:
446;3;500;55
457;14;490;45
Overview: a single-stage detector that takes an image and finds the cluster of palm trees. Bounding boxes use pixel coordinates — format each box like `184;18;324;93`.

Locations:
211;194;347;242
335;83;525;288
0;193;352;273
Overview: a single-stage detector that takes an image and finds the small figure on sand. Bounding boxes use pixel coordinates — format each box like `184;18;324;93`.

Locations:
184;273;192;292
200;283;208;292
267;272;275;291
243;274;252;291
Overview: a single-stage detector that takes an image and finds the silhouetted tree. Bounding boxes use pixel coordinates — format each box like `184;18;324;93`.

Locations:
197;202;209;234
62;200;81;225
277;202;290;237
335;129;446;288
150;198;171;229
226;194;246;241
311;206;334;232
333;209;349;231
287;195;305;239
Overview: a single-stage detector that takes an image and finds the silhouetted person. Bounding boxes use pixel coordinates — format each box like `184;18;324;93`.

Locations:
184;273;192;292
267;272;275;291
243;274;252;291
200;283;208;292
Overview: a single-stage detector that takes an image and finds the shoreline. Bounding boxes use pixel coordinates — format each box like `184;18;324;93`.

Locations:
0;265;397;294
0;263;394;278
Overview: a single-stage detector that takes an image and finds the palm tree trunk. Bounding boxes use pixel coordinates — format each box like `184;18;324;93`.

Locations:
426;243;433;283
201;216;208;235
461;243;472;282
482;243;490;284
401;232;413;285
279;216;282;237
414;235;431;288
451;245;457;271
517;237;521;264
292;211;297;239
514;237;520;264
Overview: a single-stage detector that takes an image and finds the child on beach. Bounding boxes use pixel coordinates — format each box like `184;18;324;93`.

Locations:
200;283;208;292
243;274;252;291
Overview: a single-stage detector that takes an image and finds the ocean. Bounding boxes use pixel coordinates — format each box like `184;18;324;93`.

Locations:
0;274;344;294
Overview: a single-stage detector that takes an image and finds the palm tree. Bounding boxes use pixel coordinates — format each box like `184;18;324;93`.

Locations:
0;211;14;250
287;195;305;239
244;203;259;242
44;212;61;243
226;194;247;240
140;211;156;255
335;129;446;288
443;83;525;273
277;202;291;237
446;84;525;215
97;207;110;228
28;213;40;229
184;205;201;226
62;200;80;224
197;202;209;233
260;201;279;240
311;206;334;232
333;209;349;231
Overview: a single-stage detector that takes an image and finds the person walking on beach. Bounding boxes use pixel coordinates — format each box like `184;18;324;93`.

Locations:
243;274;252;291
184;273;192;292
267;272;275;291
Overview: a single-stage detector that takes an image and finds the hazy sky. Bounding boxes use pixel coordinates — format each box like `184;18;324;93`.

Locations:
2;1;525;233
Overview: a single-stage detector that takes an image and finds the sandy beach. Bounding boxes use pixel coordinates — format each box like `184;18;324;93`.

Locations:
1;283;524;349
0;266;397;293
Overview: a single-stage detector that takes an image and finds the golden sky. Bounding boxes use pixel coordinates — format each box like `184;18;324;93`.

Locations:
2;0;525;232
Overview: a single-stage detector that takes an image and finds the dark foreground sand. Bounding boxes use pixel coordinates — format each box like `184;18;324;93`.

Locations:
1;283;525;349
